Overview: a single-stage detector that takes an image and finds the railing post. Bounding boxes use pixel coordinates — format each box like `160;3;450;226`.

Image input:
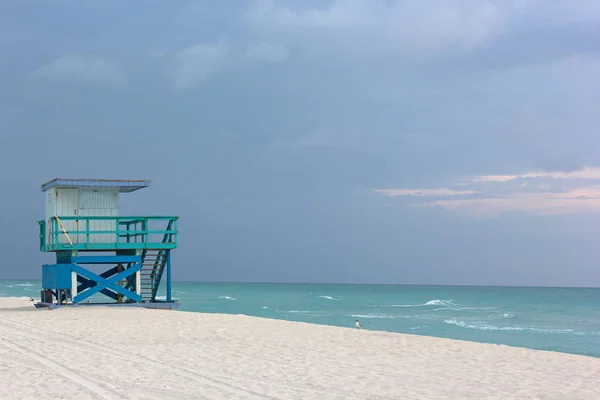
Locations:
53;217;58;249
173;218;178;246
39;221;44;250
166;250;172;302
86;219;90;248
115;217;120;248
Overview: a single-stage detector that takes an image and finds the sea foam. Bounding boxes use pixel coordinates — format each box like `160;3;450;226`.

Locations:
318;295;341;301
443;319;577;334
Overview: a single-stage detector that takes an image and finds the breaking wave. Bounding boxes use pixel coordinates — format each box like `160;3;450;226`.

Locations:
376;299;495;311
377;299;457;308
443;319;578;334
318;295;341;301
154;296;179;301
349;314;410;320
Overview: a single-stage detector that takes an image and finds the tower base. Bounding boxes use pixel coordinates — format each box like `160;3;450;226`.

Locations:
34;300;181;310
40;249;173;306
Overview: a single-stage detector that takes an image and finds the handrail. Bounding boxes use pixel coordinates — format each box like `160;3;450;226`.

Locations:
39;216;179;252
45;216;178;221
150;219;175;300
54;216;75;247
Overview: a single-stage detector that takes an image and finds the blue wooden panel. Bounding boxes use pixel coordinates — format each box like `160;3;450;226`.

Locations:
57;255;141;265
42;264;73;289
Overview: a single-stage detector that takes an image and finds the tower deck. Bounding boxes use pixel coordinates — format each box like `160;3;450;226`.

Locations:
39;216;178;251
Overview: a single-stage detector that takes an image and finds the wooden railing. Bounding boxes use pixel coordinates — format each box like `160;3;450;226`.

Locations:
38;216;179;251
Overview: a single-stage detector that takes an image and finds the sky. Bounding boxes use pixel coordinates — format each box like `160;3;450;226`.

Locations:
1;0;600;286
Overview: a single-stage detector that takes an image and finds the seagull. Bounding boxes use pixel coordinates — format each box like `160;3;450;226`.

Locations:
355;320;362;329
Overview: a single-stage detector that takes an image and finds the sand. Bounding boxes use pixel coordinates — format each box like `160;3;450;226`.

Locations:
0;297;598;400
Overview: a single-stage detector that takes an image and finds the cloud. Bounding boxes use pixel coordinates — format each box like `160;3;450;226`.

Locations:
32;57;123;83
172;40;230;89
377;166;600;217
376;189;479;197
465;167;600;183
246;0;513;58
241;42;289;63
431;188;600;217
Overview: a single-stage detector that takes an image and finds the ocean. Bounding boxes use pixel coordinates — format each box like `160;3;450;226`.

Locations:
2;280;599;358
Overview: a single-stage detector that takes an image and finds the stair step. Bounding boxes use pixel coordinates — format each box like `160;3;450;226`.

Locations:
138;251;167;301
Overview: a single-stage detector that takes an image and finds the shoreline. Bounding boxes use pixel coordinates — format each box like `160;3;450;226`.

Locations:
0;297;598;399
3;294;600;360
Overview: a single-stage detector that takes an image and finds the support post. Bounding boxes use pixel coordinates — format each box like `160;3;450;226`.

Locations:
136;270;141;296
71;270;78;299
166;250;172;302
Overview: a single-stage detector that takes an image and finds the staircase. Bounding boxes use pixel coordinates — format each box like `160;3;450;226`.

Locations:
140;250;167;301
139;219;175;302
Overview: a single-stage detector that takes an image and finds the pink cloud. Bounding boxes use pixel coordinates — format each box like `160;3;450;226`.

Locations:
429;187;600;217
375;188;478;197
465;167;600;183
377;167;600;217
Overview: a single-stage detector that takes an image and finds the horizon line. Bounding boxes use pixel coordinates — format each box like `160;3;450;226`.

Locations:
0;278;598;290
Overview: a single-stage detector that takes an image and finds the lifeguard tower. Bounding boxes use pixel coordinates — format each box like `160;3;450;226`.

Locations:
36;178;179;309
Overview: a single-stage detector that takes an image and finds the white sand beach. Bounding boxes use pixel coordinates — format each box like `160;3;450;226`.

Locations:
0;297;597;400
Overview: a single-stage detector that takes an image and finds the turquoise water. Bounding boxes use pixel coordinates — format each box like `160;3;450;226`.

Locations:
2;280;599;358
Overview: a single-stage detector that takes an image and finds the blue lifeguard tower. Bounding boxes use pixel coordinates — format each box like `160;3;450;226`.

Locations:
37;178;179;309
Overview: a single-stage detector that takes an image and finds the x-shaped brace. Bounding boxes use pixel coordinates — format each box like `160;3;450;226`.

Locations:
72;263;142;303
